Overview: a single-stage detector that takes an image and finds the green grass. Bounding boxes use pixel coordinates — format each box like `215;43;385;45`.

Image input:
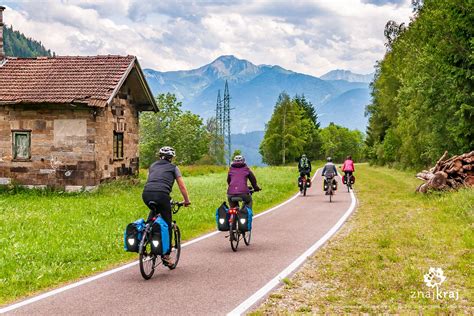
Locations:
254;164;473;314
0;166;299;305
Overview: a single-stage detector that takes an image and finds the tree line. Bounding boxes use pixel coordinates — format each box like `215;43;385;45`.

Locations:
3;25;53;57
365;0;473;168
260;92;365;164
140;93;224;167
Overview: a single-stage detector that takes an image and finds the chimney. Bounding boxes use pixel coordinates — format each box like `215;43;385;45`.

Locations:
0;6;5;60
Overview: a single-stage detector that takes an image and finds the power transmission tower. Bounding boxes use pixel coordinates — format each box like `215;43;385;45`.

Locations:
223;80;232;164
214;90;223;162
215;89;223;136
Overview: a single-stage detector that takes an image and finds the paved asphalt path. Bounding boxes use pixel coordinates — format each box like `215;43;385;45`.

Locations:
5;170;353;315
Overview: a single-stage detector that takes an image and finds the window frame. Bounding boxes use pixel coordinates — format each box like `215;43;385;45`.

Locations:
12;130;32;161
113;131;124;160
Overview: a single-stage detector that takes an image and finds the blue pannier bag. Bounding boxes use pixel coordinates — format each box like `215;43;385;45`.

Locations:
124;218;145;252
216;202;230;231
151;216;170;255
238;206;253;232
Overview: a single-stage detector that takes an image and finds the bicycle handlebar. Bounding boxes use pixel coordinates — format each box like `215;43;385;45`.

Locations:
171;201;184;214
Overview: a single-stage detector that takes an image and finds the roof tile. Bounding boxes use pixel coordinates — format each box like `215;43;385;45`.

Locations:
0;55;135;107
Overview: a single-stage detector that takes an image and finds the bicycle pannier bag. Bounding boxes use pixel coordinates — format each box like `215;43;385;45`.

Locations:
215;202;230;231
238;206;253;232
332;180;338;191
151;217;170;255
351;175;355;184
323;179;329;191
124;218;145;252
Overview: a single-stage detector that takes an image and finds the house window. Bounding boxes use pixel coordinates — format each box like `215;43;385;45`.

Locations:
113;132;124;160
12;131;31;160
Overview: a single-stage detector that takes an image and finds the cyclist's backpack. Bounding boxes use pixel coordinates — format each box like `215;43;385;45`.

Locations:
238;206;253;232
150;216;170;255
124;218;145;253
301;157;309;169
216;202;230;231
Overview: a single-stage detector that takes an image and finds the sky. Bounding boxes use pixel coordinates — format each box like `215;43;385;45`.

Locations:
3;0;413;76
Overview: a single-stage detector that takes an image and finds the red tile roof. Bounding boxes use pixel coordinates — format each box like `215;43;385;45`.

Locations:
0;55;137;107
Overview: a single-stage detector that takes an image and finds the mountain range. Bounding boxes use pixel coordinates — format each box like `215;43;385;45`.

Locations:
144;55;373;134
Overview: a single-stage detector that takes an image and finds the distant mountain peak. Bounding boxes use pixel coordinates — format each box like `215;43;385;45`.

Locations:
202;55;260;80
320;69;374;83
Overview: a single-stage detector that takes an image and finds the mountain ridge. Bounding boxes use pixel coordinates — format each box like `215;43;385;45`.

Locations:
144;55;371;133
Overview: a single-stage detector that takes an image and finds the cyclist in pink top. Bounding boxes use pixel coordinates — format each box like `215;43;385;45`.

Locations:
341;155;355;184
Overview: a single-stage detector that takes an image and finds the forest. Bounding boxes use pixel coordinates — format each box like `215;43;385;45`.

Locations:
3;25;53;57
365;0;473;168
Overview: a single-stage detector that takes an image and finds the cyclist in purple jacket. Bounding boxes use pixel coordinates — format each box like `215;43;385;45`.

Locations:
227;155;261;208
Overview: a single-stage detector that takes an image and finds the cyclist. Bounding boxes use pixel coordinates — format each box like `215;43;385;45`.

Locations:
227;155;261;209
341;155;355;185
322;157;338;195
142;146;191;266
298;154;312;187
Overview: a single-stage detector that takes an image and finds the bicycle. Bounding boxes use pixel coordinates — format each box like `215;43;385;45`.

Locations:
227;188;258;252
298;174;310;196
324;175;336;202
343;172;353;192
138;201;183;280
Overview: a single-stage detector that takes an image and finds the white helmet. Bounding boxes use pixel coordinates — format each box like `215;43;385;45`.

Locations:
233;155;245;163
159;146;176;159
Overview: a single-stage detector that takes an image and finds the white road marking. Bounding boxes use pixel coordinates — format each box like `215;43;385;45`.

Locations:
228;172;356;316
0;169;320;314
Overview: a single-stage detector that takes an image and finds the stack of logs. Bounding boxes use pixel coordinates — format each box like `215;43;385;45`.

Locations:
416;151;474;193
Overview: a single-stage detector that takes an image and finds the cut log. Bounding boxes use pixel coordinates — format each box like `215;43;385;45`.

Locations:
416;183;429;193
433;150;449;172
464;176;474;186
416;172;434;181
415;151;474;193
428;171;447;189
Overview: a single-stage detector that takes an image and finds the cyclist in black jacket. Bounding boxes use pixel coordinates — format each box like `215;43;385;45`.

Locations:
298;154;312;186
142;146;190;265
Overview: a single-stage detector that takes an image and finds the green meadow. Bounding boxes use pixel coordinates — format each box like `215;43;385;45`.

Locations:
0;166;297;305
254;164;473;314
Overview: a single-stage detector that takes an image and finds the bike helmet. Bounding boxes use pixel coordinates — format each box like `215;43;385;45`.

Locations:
233;155;245;163
327;157;332;162
158;146;176;159
301;154;307;158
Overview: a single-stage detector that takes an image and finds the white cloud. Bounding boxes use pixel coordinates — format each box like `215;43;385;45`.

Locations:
3;0;413;76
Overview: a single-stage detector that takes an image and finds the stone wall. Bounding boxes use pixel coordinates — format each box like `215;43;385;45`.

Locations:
0;87;141;189
95;82;140;182
0;105;97;188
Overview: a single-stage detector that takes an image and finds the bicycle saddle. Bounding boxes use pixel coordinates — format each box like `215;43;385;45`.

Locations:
147;201;159;211
230;196;243;202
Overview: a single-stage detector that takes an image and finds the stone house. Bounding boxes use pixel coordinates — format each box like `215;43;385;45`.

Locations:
0;8;157;191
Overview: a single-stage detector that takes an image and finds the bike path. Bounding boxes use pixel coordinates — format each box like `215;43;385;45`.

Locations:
4;170;354;315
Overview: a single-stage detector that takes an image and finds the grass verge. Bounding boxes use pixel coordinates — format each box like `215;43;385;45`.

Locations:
0;165;299;305
253;164;473;314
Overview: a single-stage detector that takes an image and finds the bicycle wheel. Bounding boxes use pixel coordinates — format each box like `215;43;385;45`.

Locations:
303;185;307;196
229;215;239;252
243;230;251;246
166;223;181;270
139;232;156;280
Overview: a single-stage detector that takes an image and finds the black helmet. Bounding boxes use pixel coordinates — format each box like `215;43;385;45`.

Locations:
158;146;176;159
327;157;332;162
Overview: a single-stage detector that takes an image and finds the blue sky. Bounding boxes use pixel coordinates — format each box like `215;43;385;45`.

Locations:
3;0;413;76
